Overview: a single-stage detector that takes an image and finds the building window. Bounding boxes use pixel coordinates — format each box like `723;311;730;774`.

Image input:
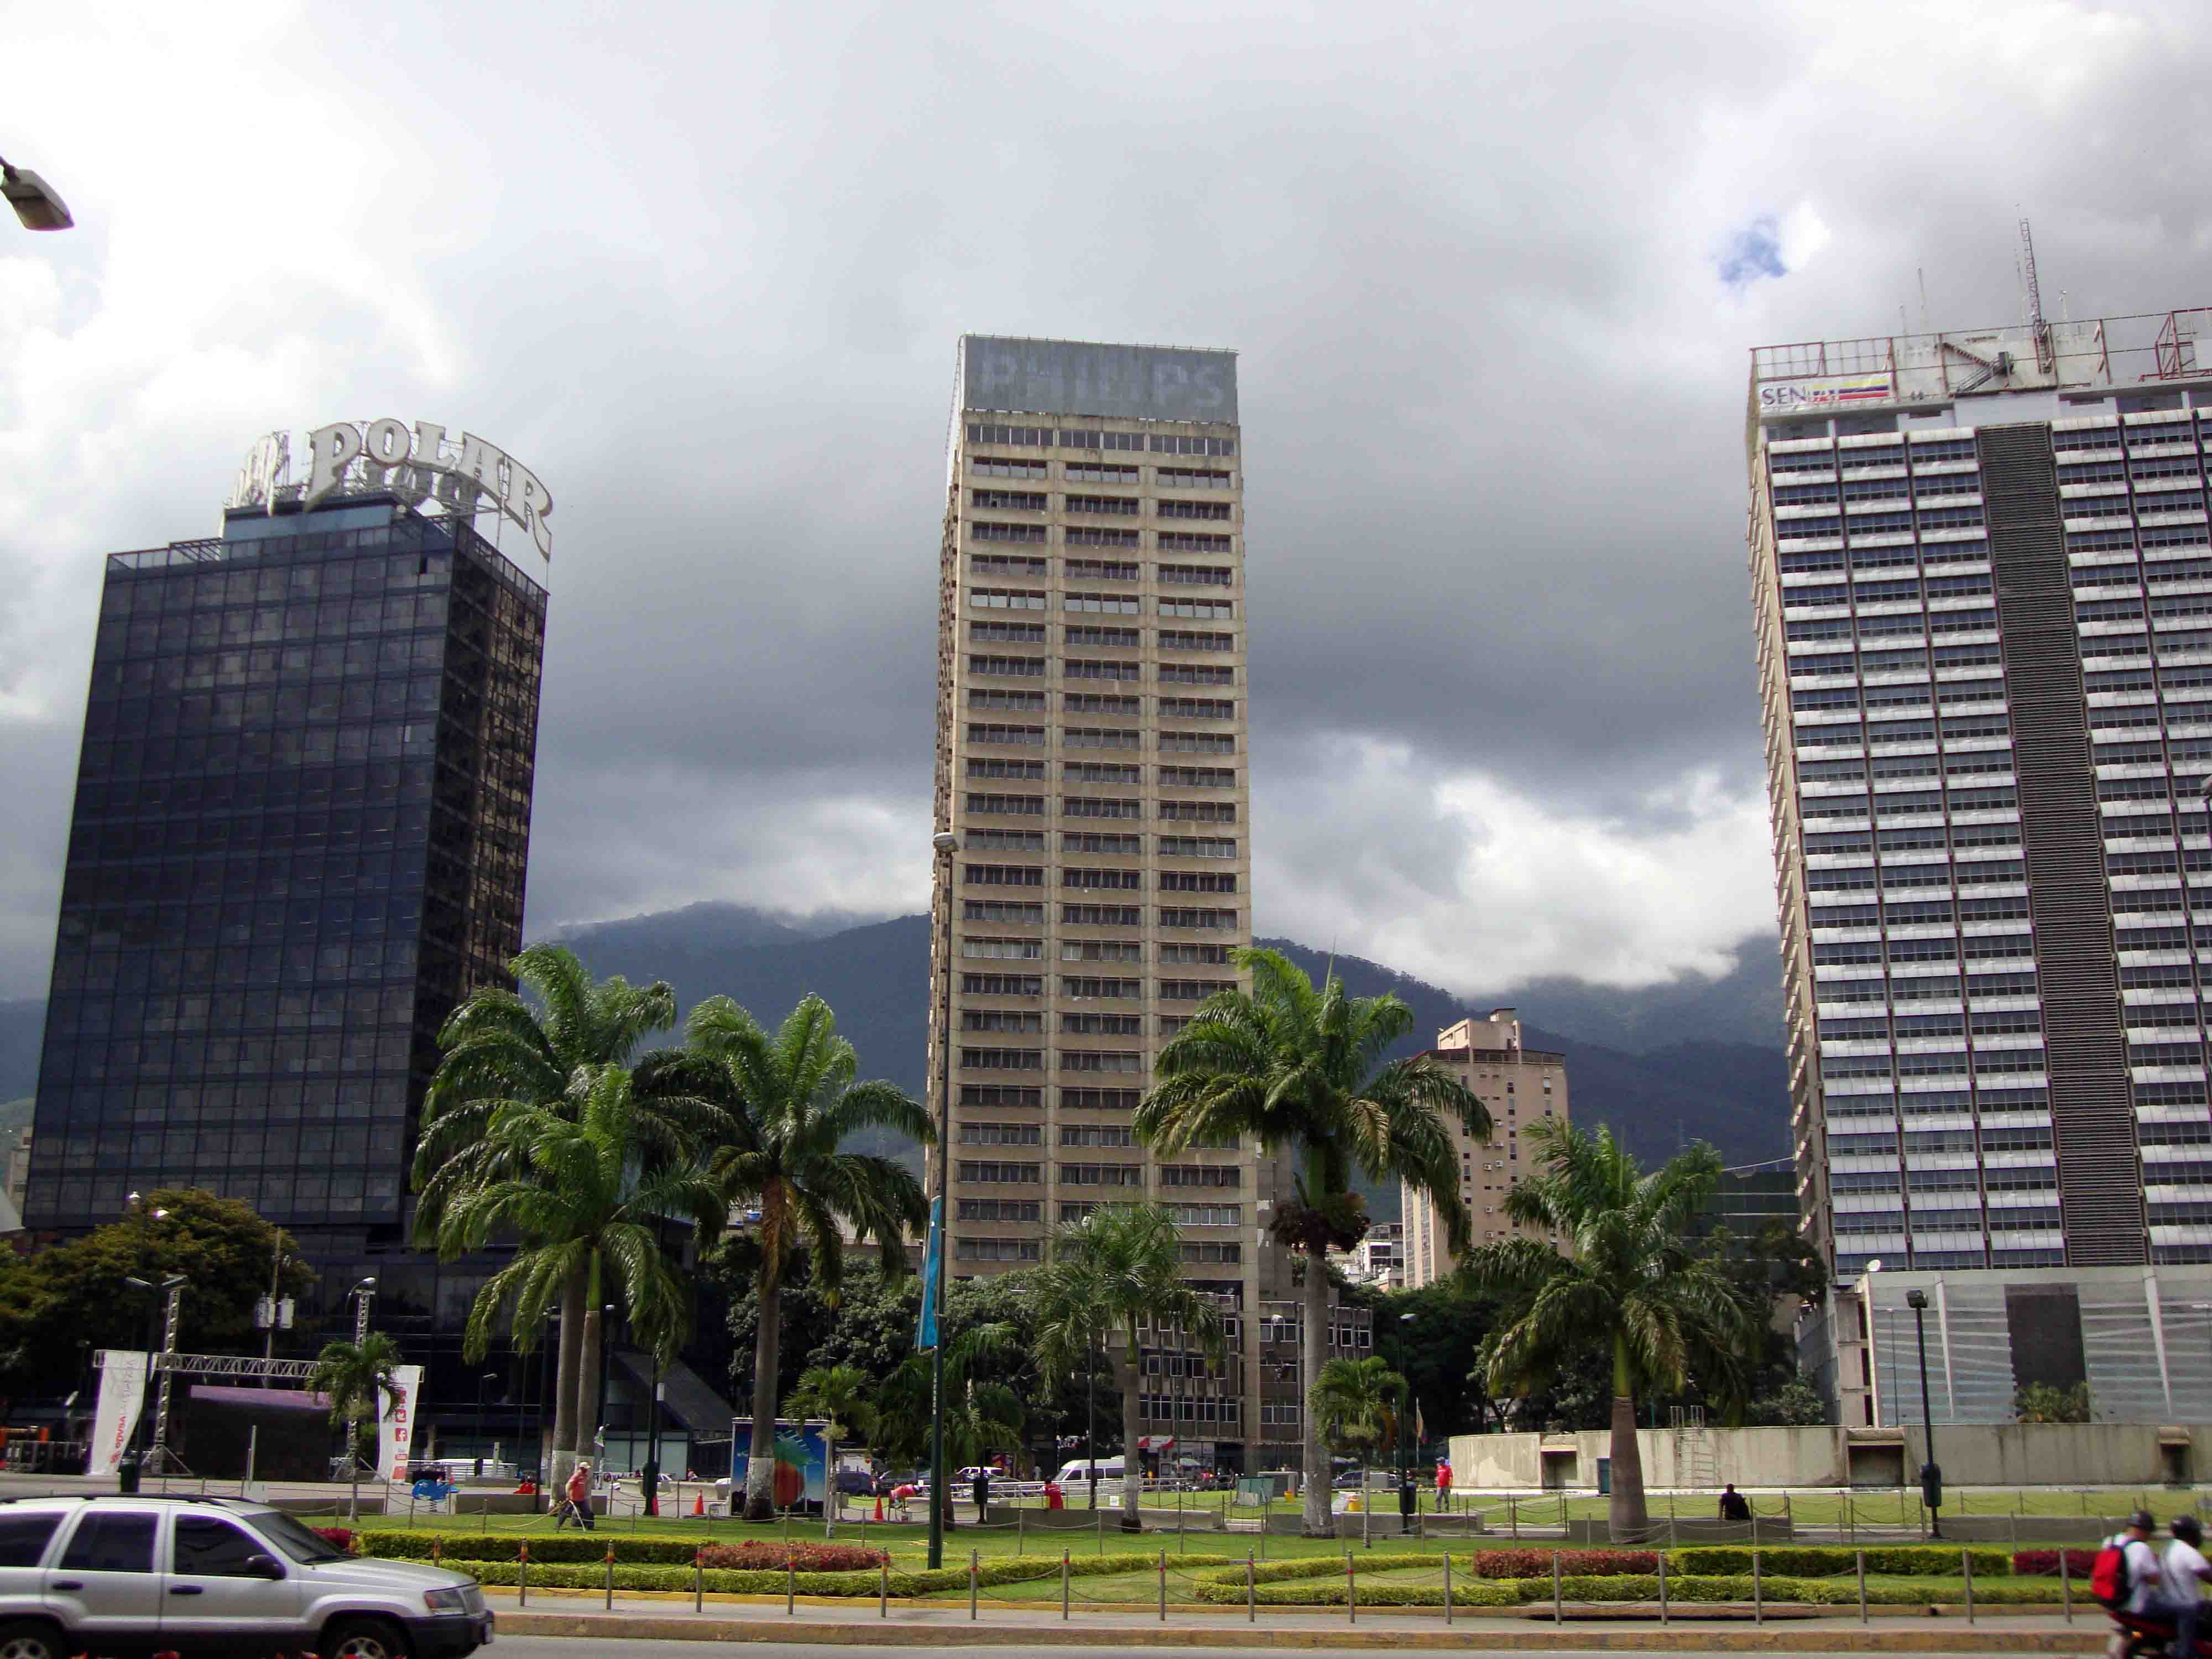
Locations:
1061;1087;1140;1110
1064;658;1140;680
1063;797;1142;820
1067;593;1141;614
956;1237;1042;1261
1065;559;1140;582
1060;1051;1145;1073
972;456;1048;478
972;522;1048;544
1159;630;1235;651
1063;832;1141;854
969;587;1047;609
957;1198;1041;1221
973;489;1046;511
1066;494;1140;516
962;937;1042;960
966;792;1045;816
1062;939;1143;962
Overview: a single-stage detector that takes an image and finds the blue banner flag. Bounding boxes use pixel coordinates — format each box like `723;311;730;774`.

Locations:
915;1194;943;1350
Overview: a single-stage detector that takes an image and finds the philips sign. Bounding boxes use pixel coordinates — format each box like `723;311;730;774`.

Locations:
961;336;1237;423
227;419;554;561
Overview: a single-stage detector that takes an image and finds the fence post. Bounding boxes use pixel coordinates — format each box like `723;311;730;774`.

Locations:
1019;1501;1026;1553
2061;1546;2073;1623
1962;1547;1974;1624
880;1560;889;1619
1158;1548;1167;1621
1856;1548;1866;1625
1752;1547;1762;1625
1443;1550;1453;1625
605;1545;615;1613
1347;1548;1356;1624
1551;1550;1562;1623
786;1557;796;1616
1509;1494;1517;1540
1062;1550;1071;1620
1097;1504;1105;1556
692;1546;701;1615
1246;1551;1255;1622
1657;1550;1667;1625
519;1542;529;1609
970;1548;979;1621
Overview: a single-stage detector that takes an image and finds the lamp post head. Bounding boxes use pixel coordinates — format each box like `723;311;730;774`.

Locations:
0;162;72;232
1906;1288;1928;1311
932;832;958;854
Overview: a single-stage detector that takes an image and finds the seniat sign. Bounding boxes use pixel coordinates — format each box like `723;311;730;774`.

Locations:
227;420;553;561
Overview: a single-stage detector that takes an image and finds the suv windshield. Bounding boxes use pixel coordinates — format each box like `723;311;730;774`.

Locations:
247;1510;349;1564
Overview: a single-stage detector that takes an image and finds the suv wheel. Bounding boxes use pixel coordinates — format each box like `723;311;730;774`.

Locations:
0;1624;65;1659
324;1616;415;1659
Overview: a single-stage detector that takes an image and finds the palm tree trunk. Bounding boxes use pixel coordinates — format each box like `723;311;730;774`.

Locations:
1360;1453;1370;1546
1607;1334;1647;1543
348;1411;361;1522
823;1423;837;1538
576;1303;603;1479
551;1269;586;1494
1300;1249;1331;1537
743;1276;782;1521
1120;1328;1144;1532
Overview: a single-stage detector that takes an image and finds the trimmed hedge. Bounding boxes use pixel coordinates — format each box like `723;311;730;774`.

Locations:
1667;1545;2012;1578
361;1532;705;1565
1468;1550;1657;1578
1199;1572;2078;1609
441;1549;1239;1599
696;1543;889;1571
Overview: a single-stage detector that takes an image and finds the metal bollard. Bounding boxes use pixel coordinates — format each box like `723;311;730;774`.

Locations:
1347;1548;1356;1624
1856;1548;1867;1625
1065;1550;1072;1620
1752;1547;1762;1625
1247;1552;1255;1622
1963;1548;1974;1624
1158;1548;1166;1621
1657;1551;1667;1625
970;1548;979;1620
519;1542;529;1609
604;1546;615;1612
2061;1546;2073;1623
1443;1551;1452;1625
1552;1550;1562;1623
786;1557;796;1615
880;1561;889;1619
1097;1505;1105;1555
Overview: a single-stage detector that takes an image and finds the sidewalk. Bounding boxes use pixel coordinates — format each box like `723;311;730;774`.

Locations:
484;1591;2112;1651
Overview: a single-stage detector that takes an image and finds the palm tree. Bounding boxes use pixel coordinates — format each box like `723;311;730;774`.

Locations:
786;1363;876;1535
1308;1354;1405;1546
1137;948;1489;1535
1030;1204;1225;1530
413;945;687;1491
430;1063;726;1489
870;1323;1023;1527
307;1331;403;1521
679;993;932;1521
1458;1117;1754;1542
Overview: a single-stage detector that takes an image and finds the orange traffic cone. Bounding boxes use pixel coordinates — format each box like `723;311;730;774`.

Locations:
874;1495;884;1522
692;1490;705;1517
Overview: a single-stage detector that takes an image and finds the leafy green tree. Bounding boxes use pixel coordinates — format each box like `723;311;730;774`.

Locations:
413;945;692;1489
0;1188;314;1392
1308;1354;1406;1545
676;994;931;1520
429;1063;724;1487
1029;1204;1225;1528
1364;1282;1501;1444
307;1331;403;1521
1749;1370;1828;1427
2015;1381;2093;1423
1458;1118;1756;1541
1138;948;1488;1535
870;1318;1024;1526
786;1364;876;1533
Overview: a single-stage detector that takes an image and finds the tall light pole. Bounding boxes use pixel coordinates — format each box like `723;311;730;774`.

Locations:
1906;1287;1942;1537
927;829;957;1570
0;156;71;231
349;1277;378;1347
474;1374;498;1479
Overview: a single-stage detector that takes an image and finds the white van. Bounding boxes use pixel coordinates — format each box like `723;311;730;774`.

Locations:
1053;1458;1123;1486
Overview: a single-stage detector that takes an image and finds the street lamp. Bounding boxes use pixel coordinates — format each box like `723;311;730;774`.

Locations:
927;828;957;1571
0;156;71;232
349;1277;378;1345
474;1374;499;1479
1906;1287;1942;1537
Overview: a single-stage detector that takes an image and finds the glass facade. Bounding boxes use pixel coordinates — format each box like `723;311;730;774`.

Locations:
27;493;545;1237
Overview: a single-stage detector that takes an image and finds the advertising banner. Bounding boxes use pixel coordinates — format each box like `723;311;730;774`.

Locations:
89;1351;148;1478
377;1364;424;1484
915;1193;942;1350
730;1418;828;1506
962;337;1237;422
1757;372;1893;414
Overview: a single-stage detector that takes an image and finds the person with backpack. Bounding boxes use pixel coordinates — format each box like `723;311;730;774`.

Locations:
2097;1511;2166;1632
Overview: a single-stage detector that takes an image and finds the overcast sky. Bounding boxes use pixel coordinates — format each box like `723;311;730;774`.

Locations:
2;0;2208;1004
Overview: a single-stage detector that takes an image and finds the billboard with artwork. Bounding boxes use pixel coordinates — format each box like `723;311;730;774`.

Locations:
729;1418;828;1506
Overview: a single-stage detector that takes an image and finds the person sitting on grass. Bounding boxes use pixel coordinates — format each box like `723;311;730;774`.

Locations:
1718;1483;1752;1522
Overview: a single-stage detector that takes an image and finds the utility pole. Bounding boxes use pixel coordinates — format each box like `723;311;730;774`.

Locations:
1907;1287;1942;1537
927;830;957;1570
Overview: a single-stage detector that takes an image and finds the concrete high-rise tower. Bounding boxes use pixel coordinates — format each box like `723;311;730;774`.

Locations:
929;336;1280;1468
1747;305;2212;1422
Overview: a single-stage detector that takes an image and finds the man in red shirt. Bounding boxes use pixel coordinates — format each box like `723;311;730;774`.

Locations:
1434;1458;1452;1512
564;1459;596;1531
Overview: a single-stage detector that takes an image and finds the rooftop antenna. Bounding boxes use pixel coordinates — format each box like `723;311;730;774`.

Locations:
1917;268;1931;334
2018;216;2054;373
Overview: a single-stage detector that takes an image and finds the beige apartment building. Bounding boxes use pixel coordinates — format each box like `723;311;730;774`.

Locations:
927;336;1278;1469
1402;1010;1569;1288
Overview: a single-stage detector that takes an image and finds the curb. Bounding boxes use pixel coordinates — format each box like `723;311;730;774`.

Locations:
488;1610;2109;1650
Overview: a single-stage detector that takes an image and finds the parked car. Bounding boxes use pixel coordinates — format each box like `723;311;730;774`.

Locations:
0;1493;492;1658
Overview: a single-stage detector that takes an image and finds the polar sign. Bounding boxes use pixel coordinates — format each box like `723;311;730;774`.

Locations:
227;419;553;561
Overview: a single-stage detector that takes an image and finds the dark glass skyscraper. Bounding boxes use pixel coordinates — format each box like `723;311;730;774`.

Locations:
26;491;545;1269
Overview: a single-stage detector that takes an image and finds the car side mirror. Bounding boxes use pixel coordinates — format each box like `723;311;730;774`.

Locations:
244;1553;285;1579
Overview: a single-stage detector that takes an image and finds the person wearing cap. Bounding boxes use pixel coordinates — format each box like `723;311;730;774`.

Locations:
2154;1515;2212;1656
2112;1511;2165;1622
565;1458;597;1531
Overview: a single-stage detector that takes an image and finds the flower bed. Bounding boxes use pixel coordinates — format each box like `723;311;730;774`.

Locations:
2013;1548;2099;1578
1467;1549;1657;1578
431;1548;1238;1598
1667;1545;2012;1578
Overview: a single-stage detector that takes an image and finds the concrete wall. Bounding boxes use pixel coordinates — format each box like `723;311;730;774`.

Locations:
1448;1421;2212;1490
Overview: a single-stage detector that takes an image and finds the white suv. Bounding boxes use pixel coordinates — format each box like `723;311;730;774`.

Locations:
0;1494;492;1658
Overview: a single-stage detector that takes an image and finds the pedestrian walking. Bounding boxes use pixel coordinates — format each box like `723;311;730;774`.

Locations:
1433;1457;1451;1512
973;1466;992;1522
564;1458;597;1531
